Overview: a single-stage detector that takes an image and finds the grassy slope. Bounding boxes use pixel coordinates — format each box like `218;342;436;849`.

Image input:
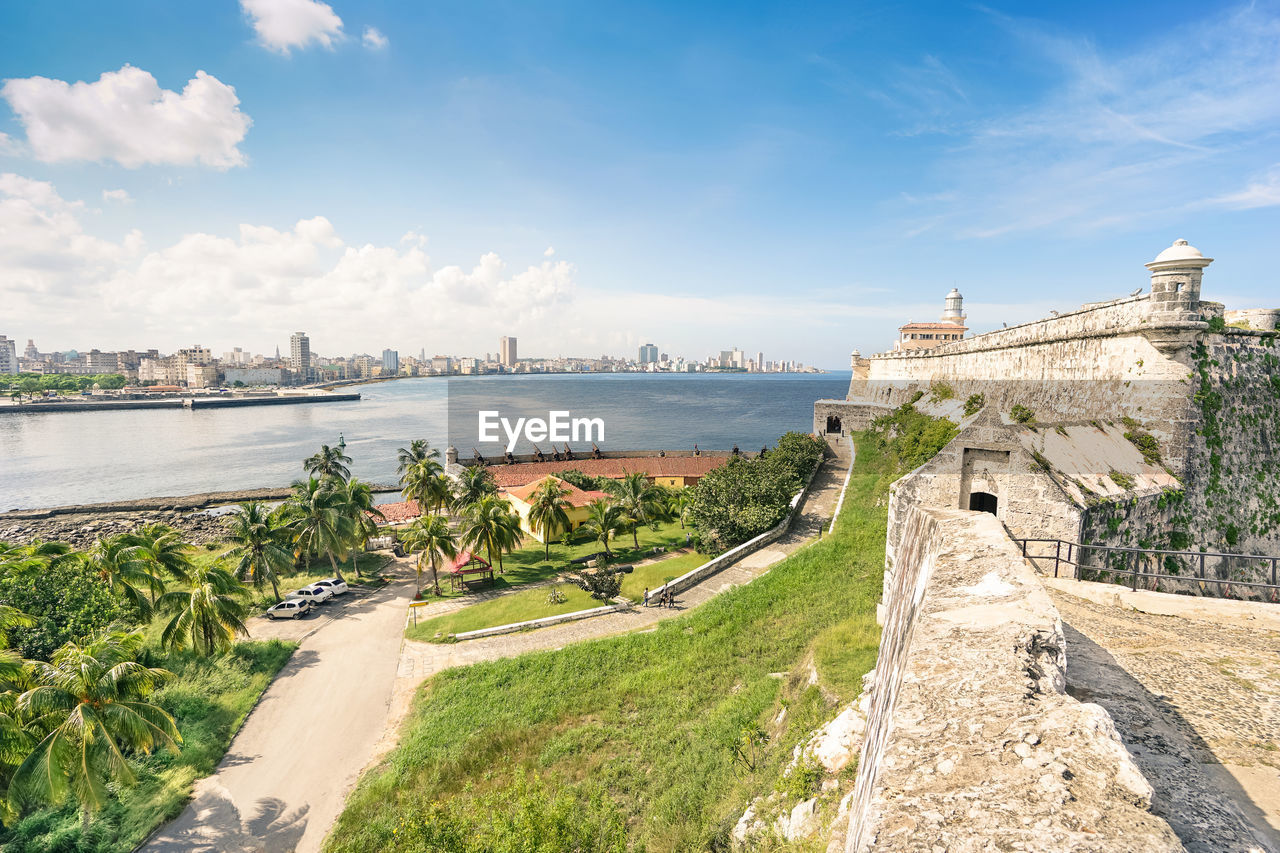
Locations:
1;640;296;853
325;440;888;852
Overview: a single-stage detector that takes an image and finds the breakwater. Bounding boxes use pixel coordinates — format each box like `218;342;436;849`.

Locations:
0;392;360;414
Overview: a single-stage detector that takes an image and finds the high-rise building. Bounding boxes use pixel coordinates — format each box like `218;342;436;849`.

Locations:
638;343;658;364
0;336;17;375
499;336;517;367
290;332;311;380
382;348;400;373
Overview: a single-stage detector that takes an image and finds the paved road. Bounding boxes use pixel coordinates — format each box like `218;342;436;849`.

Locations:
140;577;416;853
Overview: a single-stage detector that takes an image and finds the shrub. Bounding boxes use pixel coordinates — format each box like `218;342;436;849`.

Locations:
0;556;125;661
1207;315;1227;333
1010;404;1036;424
928;382;954;403
688;457;795;553
962;393;985;417
567;568;622;602
555;469;611;491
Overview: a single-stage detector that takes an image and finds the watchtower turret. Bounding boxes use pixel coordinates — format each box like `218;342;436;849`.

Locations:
1146;239;1211;323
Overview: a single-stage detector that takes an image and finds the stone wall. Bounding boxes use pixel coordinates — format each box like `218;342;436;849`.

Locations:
844;506;1184;852
1225;308;1280;331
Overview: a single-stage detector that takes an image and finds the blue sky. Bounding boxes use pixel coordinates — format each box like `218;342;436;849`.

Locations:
1;0;1278;368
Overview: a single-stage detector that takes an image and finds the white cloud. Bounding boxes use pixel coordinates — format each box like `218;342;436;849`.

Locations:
544;246;555;257
102;188;132;203
241;0;344;54
1209;165;1280;209
362;26;388;50
0;132;19;156
0;66;251;169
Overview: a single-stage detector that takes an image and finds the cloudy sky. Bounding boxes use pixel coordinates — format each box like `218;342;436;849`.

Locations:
2;0;1278;367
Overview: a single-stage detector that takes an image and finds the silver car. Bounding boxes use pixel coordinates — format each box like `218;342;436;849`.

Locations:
287;584;334;606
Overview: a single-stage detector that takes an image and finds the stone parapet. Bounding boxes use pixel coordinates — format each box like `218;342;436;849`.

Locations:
844;506;1183;852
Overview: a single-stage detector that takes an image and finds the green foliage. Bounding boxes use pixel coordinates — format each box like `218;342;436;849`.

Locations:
927;382;954;403
0;374;126;393
545;587;567;605
687;457;795;553
0;553;124;661
866;403;959;488
1108;469;1136;491
962;393;985;418
555;469;611;492
1207;314;1227;333
1009;404;1036;424
1123;426;1162;465
763;432;827;485
566;567;623;602
326;438;891;853
778;752;824;800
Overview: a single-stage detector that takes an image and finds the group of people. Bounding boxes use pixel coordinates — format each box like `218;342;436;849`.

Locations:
643;587;677;608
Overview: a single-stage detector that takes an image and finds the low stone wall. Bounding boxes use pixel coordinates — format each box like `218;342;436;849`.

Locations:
845;506;1183;852
649;457;825;600
449;600;632;641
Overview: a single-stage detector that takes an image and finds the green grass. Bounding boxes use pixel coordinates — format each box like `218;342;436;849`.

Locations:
417;520;693;600
0;639;296;853
619;552;708;602
324;439;890;852
406;584;601;640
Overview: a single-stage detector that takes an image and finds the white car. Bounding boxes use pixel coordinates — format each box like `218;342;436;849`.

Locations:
265;599;312;620
313;577;349;596
287;584;333;606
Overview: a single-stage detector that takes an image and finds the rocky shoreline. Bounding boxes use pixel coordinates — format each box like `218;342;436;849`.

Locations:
0;485;399;549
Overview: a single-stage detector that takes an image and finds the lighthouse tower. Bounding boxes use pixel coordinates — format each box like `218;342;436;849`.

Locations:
942;288;966;325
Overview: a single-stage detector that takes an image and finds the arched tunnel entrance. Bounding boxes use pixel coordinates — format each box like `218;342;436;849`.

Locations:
968;491;998;515
825;415;842;434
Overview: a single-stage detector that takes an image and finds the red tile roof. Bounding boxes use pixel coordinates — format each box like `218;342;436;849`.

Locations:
485;455;727;488
898;322;968;330
372;500;421;524
504;476;609;508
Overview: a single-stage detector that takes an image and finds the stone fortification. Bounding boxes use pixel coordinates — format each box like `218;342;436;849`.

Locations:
845;506;1184;852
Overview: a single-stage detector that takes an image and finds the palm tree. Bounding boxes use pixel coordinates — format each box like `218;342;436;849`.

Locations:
526;479;572;562
80;535;162;618
225;502;295;602
122;523;193;607
451;464;496;512
400;515;457;596
401;461;451;517
303;444;352;482
668;488;692;529
287;477;353;581
10;631;180;832
459;495;523;574
157;562;249;656
608;472;664;550
396;439;440;476
337;478;385;578
583;498;623;557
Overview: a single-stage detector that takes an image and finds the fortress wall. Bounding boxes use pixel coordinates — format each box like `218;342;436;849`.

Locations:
1225;308;1280;331
845;506;1183;852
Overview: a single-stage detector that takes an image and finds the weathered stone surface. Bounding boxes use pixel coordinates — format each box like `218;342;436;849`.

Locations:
845;507;1184;852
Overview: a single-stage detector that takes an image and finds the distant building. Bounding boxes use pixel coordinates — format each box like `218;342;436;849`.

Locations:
290;332;311;380
382;348;400;374
638;343;658;364
0;336;17;375
894;289;968;352
499;336;517;367
225;367;284;386
185;364;220;389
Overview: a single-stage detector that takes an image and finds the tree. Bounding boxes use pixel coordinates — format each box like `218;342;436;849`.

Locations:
668;488;693;529
338;478;384;578
567;566;622;602
459;496;523;574
582;499;623;557
225;502;295;602
687;457;795;554
526;479;572;562
607;472;664;550
400;515;457;596
401;461;452;517
451;465;497;512
10;631;180;832
80;535;162;619
121;523;193;607
303;444;352;482
287;477;354;581
157;562;249;656
397;439;441;476
0;542;123;662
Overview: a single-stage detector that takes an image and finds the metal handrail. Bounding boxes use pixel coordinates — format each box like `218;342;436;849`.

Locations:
1012;537;1280;600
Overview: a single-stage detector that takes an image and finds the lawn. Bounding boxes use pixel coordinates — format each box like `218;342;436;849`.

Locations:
324;436;893;852
619;551;708;602
0;639;296;853
406;583;602;640
189;544;392;611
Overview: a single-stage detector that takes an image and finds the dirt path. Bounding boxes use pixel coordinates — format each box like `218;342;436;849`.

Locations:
1050;588;1280;852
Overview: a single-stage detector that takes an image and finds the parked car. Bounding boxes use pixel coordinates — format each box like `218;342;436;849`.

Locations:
313;577;349;596
287;584;333;606
265;599;312;620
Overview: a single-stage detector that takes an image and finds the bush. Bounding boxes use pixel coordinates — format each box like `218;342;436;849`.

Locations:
763;432;827;485
1010;404;1036;424
688;457;796;553
555;469;611;491
928;382;954;403
567;568;622;602
962;393;985;418
0;556;126;661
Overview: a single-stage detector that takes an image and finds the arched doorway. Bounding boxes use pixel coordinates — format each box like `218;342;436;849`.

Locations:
968;492;998;515
825;415;842;434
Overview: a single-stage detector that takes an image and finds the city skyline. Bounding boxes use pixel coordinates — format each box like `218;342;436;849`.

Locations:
3;2;1278;367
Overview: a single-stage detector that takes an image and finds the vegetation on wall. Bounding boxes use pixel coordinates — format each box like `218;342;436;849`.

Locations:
1009;404;1036;424
927;382;954;403
962;393;985;418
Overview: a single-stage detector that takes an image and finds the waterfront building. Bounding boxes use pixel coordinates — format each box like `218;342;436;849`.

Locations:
894;288;968;352
382;348;400;374
638;343;658;364
225;367;284;386
0;336;16;375
499;336;517;367
290;332;311;380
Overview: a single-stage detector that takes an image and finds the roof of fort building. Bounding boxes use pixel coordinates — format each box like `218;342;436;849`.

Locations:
479;455;729;489
503;476;610;508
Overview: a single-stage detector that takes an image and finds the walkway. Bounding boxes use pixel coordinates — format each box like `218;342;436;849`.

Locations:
1050;587;1280;853
373;441;851;765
